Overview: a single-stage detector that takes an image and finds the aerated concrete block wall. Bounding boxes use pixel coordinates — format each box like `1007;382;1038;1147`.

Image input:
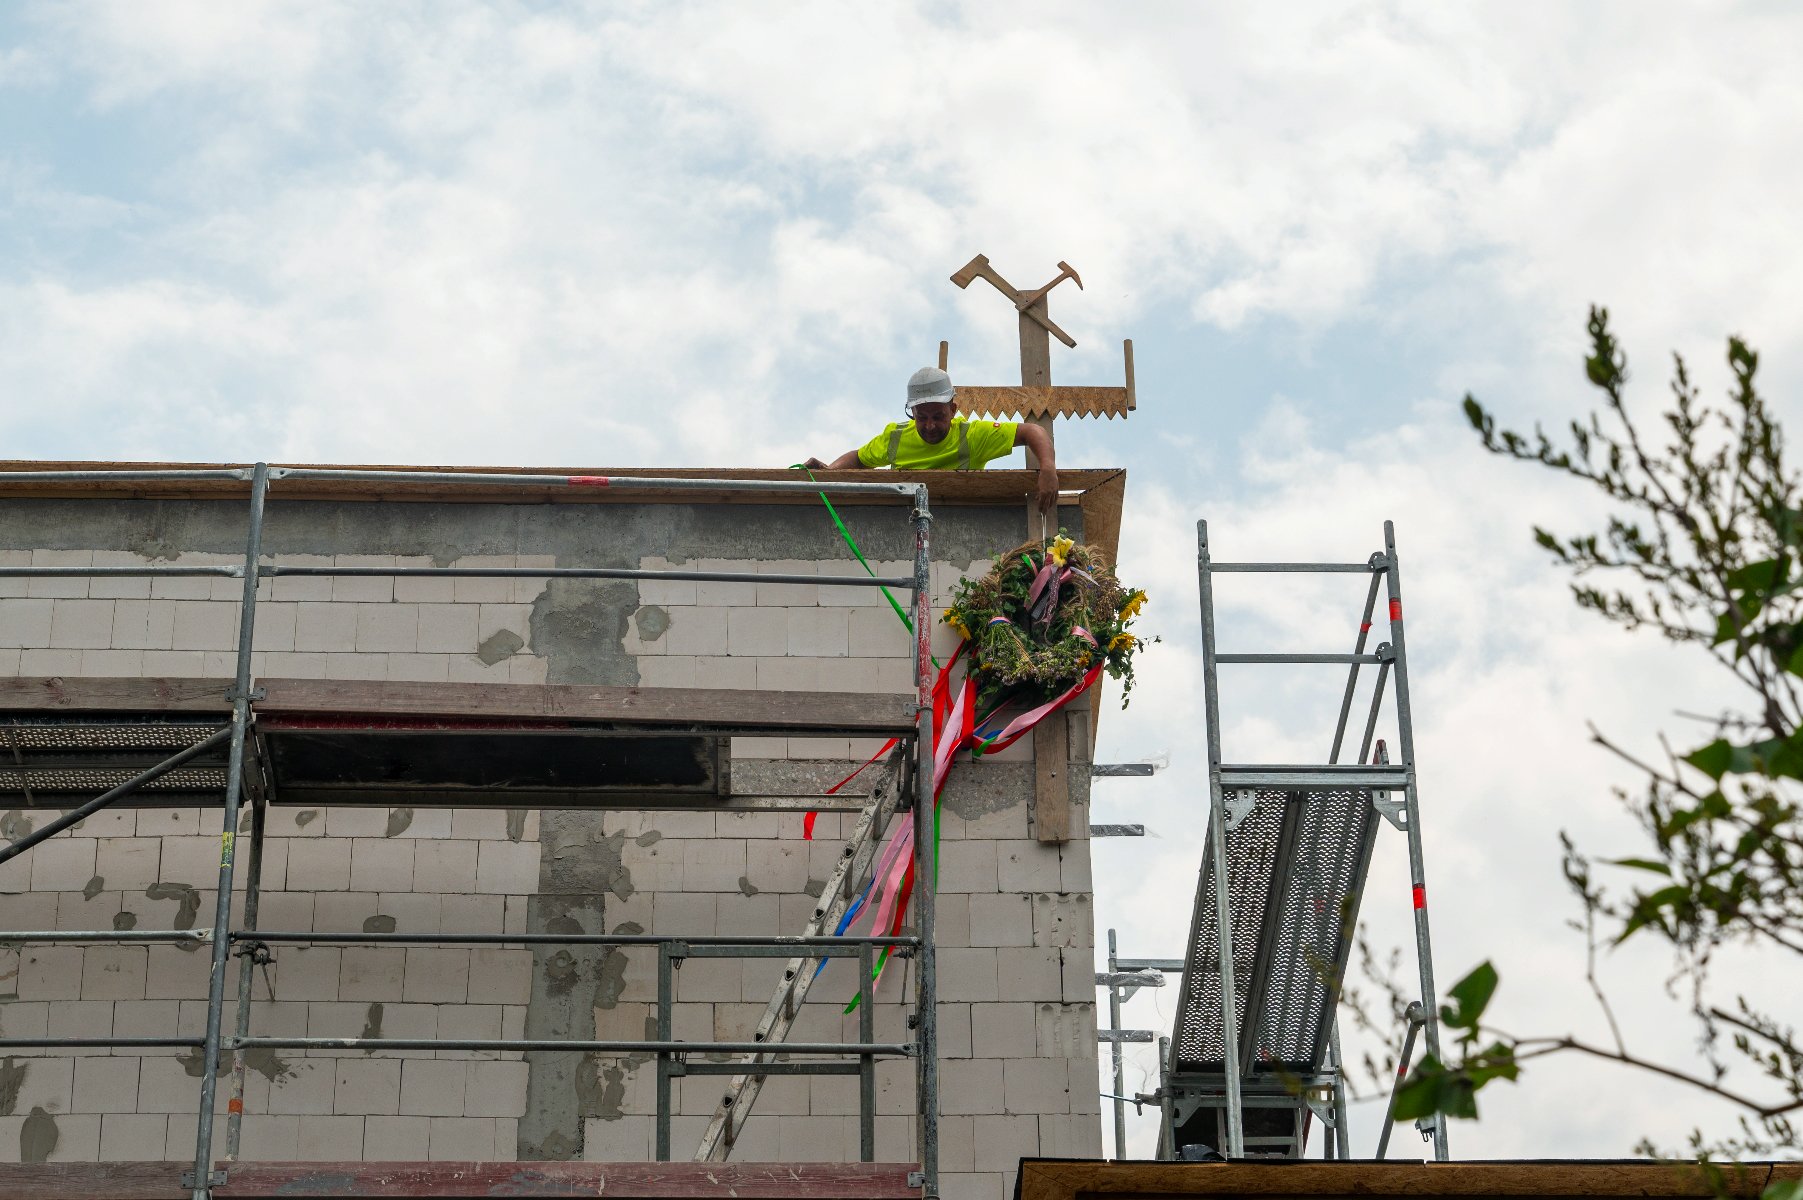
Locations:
0;495;1103;1199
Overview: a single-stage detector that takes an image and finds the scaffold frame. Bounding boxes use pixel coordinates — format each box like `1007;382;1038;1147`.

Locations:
0;464;943;1200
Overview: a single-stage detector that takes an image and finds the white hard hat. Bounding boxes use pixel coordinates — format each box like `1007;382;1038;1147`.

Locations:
905;366;955;413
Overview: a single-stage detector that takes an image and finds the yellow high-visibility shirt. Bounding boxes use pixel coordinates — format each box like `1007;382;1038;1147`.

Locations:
855;417;1019;470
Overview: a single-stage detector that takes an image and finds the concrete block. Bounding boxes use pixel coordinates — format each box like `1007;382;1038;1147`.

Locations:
250;601;297;652
651;891;715;935
55;887;118;935
80;945;147;1001
158;834;218;884
436;1002;502;1057
786;607;848;657
259;891;314;931
848;606;909;657
714;892;777;936
936;842;998;893
411;840;478;894
18;947;83;1000
742;836;807;893
996;948;1061;999
170;601;239;651
814;561;871;607
111;999;177;1040
272;947;341;1002
355;604;418;653
363;1115;431;1160
416;603;479;653
475;839;540;894
452;560;517;605
1038;1112;1103;1157
71;1056;140;1114
401;946;470;1003
333;555;397;603
974;1112;1040;1169
390;808;454;839
268;1059;337;1115
146;945;209;998
241;1114;302;1159
1063;1059;1102;1115
753;656;820;691
377;891;443;932
583;1114;653;1160
1031;893;1091;949
996;841;1063;893
727;607;788;657
937;948;999;1003
388;652;452;682
19;647;82;674
294;602;357;652
36;1113;101;1162
476;602;533;643
0;1000;47;1040
79;648;144;675
394;572;456;603
969;1002;1039;1060
163;1112;228;1160
99;1113;168;1161
335;1059;402;1115
940;1174;1006;1200
465;1060;529;1117
694;560;759;606
1004;1058;1070;1115
400;1059;468;1117
269;556;336;601
327;806;391;837
48;598;114;648
666;606;728;656
350;838;415;893
0;646;19;673
939;1059;1004;1115
107;599;174;649
324;651;387;679
441;894;506;933
430;1116;498;1160
286;839;352;891
297;1114;366;1161
1033;1002;1094;1058
339;946;407;1002
314;891;381;930
680;838;746;891
1060;845;1093;893
755;559;819;606
467;947;533;1005
30;837;96;891
969;893;1034;947
94;839;160;892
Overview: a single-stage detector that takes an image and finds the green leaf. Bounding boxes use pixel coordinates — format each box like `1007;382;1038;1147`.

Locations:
1441;961;1499;1030
1607;857;1671;876
1762;1181;1803;1200
1685;739;1733;780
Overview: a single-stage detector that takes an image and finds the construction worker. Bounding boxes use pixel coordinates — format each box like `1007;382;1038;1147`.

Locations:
804;367;1059;513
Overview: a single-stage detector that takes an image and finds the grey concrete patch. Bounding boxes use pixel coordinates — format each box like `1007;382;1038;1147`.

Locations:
384;807;413;837
738;876;759;896
363;914;397;934
113;911;138;931
634;830;661;847
590;1064;630;1121
176;1047;229;1079
82;874;104;901
804;877;826;899
0;1059;24;1116
294;810;319;828
506;809;528;843
360;1002;384;1053
146;881;201;929
477;629;524;664
19;1107;56;1164
633;605;669;641
243;1047;294;1083
0;811;31;840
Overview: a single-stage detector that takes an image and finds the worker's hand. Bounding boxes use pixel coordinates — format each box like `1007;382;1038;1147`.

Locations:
802;457;831;470
1036;466;1059;515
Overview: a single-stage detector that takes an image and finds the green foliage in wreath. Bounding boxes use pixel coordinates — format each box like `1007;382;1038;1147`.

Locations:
942;533;1154;712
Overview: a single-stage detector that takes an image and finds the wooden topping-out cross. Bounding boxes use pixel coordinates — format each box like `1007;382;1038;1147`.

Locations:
945;254;1137;452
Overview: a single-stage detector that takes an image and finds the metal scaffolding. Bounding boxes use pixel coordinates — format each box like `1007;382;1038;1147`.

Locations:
1155;519;1446;1161
0;465;943;1200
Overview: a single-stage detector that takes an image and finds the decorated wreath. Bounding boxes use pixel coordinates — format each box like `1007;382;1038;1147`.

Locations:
942;533;1151;713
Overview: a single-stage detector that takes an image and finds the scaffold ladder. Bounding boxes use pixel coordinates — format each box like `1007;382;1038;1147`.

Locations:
694;757;907;1161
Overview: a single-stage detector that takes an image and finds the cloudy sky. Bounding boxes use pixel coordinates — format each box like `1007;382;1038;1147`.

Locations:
6;0;1803;1161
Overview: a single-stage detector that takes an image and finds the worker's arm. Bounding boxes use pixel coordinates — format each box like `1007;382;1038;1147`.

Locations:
803;450;865;470
1014;423;1059;514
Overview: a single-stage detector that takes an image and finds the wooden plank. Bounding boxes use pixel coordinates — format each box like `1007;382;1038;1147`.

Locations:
1033;711;1071;843
1077;468;1128;758
0;461;1124;507
1015;1159;1803;1200
0;676;230;713
255;679;919;734
0;1161;186;1200
213;1161;920;1198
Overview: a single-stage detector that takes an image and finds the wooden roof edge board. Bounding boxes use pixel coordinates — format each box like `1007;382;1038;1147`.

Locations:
1014;1159;1803;1200
0;460;1125;506
0;1160;921;1200
254;678;920;732
0;676;232;712
959;385;1132;420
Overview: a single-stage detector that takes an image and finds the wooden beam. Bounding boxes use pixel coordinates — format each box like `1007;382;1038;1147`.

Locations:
0;676;230;712
957;386;1132;421
255;679;919;734
1033;711;1071;843
0;1161;921;1200
0;461;1124;507
1015;1159;1803;1200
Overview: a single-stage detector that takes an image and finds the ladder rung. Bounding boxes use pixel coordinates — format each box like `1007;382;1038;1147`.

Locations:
1218;765;1408;788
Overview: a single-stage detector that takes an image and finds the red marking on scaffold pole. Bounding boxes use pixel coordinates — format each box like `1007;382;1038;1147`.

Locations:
568;476;611;487
1360;622;1372;632
1389;598;1402;622
1412;885;1426;910
228;1098;243;1114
